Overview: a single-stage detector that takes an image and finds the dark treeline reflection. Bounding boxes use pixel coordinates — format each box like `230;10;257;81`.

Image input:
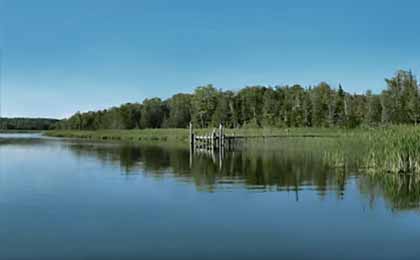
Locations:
0;136;45;145
359;174;420;212
1;135;416;212
65;142;350;197
62;141;420;211
67;143;191;175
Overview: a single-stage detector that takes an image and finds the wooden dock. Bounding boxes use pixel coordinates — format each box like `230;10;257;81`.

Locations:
189;123;240;151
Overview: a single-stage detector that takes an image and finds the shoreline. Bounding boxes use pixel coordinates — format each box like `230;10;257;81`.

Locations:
44;128;347;143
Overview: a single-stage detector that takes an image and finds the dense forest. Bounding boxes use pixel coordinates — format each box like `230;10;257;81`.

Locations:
55;70;420;130
0;118;59;130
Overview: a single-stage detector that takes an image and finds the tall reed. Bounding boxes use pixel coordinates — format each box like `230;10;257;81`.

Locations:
325;126;420;174
365;126;420;174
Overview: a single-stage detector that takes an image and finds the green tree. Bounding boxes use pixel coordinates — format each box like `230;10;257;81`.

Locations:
191;85;219;128
262;88;280;127
211;91;235;127
334;84;346;127
311;82;332;127
237;86;266;127
384;70;418;124
168;94;192;128
365;90;382;126
140;98;166;128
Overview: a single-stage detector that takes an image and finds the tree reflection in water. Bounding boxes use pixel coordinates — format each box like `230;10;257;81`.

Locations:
60;139;420;212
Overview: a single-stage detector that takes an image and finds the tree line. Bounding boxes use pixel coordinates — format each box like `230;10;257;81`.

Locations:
0;118;59;130
55;70;420;130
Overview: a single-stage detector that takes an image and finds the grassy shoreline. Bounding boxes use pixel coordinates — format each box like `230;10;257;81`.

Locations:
43;126;420;175
0;130;42;134
45;128;350;143
45;129;189;143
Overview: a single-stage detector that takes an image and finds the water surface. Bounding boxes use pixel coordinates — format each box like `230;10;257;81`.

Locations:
1;134;420;260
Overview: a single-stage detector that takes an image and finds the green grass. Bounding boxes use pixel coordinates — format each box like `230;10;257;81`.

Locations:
320;126;420;174
364;126;420;174
45;129;190;143
45;128;349;143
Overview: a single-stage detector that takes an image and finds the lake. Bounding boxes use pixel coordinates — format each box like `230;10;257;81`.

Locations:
1;134;420;260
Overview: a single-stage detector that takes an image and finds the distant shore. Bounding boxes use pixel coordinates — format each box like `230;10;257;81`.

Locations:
4;126;420;175
0;130;42;134
45;128;345;143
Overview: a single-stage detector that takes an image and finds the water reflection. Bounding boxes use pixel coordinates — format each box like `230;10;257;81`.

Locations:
58;140;420;211
3;136;420;212
64;141;350;197
359;174;420;211
3;135;420;260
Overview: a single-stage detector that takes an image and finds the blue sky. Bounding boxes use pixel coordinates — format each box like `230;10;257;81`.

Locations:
1;0;420;118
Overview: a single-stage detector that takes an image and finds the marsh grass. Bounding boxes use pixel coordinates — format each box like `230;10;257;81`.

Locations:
321;126;420;174
365;126;420;173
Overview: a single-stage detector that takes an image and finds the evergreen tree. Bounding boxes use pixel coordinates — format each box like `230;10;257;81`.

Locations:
334;84;346;127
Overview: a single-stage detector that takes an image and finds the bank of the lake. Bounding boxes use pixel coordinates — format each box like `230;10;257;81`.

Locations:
45;128;348;143
0;130;42;134
46;126;420;175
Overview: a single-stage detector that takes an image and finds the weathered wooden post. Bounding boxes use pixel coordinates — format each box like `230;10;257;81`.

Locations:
211;129;215;150
219;124;223;150
189;122;194;150
208;134;211;150
222;124;225;148
189;122;193;168
219;145;223;170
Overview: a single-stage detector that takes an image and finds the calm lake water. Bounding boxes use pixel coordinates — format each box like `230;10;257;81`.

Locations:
1;134;420;260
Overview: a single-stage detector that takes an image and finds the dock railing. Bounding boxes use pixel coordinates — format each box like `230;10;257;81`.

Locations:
189;122;239;151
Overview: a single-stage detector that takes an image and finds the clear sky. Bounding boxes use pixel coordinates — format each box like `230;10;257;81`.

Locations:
1;0;420;118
